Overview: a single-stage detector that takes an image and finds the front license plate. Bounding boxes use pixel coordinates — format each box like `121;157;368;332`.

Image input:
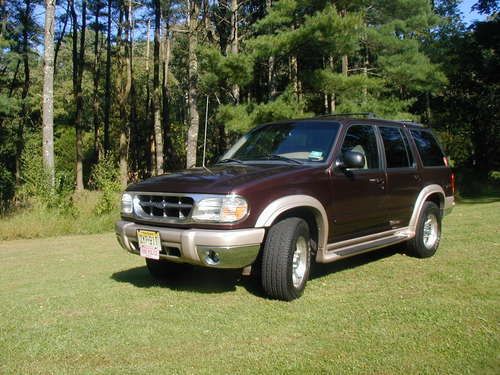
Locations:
137;230;161;260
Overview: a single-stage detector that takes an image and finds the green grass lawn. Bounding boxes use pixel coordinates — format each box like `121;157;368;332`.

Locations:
0;200;499;374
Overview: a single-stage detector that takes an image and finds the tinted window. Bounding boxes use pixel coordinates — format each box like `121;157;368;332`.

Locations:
341;125;379;169
410;129;445;167
380;126;414;168
224;121;340;163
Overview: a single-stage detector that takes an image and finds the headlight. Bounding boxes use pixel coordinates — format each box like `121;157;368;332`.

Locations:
121;193;133;214
192;195;248;223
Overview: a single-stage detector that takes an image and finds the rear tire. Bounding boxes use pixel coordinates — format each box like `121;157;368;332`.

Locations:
261;218;311;301
407;201;442;258
145;258;189;280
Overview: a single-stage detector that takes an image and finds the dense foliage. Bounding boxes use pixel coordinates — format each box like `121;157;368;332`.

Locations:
0;0;498;209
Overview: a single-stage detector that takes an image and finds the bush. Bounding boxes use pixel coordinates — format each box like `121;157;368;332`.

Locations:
18;134;75;214
455;168;500;198
0;165;14;213
488;171;500;183
90;155;121;215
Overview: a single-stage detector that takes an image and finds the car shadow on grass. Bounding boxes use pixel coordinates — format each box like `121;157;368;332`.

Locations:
111;244;404;298
310;244;403;280
111;265;250;295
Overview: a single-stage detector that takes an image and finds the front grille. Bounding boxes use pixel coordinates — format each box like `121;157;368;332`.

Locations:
137;194;194;221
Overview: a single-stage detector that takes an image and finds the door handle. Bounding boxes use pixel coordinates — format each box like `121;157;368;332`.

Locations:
413;174;422;182
369;178;385;190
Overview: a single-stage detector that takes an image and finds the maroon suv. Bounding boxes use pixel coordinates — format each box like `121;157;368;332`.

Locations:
116;116;455;300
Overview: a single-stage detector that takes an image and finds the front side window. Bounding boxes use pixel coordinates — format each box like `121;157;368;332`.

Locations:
222;121;340;163
341;125;380;170
380;126;415;168
410;129;445;167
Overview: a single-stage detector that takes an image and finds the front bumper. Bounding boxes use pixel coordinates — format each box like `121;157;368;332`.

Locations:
115;221;265;269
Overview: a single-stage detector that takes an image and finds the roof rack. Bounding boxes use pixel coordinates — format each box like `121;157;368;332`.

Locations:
316;112;378;119
396;120;425;127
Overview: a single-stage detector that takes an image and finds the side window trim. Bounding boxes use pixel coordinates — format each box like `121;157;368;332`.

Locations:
404;126;424;168
401;126;418;168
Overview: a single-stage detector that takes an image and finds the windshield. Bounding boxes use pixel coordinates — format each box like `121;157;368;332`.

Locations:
221;121;340;164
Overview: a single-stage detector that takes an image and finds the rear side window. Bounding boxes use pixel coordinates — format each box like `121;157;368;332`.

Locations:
380;126;415;168
410;129;445;167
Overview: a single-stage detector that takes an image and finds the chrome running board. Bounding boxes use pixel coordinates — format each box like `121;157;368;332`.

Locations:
316;227;414;263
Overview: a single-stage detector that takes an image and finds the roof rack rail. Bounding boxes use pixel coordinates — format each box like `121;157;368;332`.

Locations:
316;112;378;119
397;120;425;127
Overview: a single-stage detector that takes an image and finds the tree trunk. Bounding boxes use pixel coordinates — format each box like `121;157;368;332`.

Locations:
103;0;112;155
152;0;164;174
8;60;20;98
324;56;335;113
362;46;368;102
0;0;6;37
127;0;137;183
425;92;432;124
42;0;56;187
92;1;102;163
342;55;348;76
186;0;200;169
145;19;155;174
290;55;299;101
54;0;70;76
230;0;239;103
71;0;87;191
329;55;335;111
266;0;276;100
116;3;131;189
17;0;32;185
162;24;173;170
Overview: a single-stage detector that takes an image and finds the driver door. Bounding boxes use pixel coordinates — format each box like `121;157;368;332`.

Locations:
329;124;390;243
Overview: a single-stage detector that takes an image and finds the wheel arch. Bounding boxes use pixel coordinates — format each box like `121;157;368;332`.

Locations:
409;184;445;232
255;195;329;253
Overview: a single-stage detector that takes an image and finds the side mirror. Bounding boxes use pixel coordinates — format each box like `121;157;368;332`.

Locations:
336;150;366;169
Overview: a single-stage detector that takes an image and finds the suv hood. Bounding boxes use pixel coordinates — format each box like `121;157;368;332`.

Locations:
126;164;309;194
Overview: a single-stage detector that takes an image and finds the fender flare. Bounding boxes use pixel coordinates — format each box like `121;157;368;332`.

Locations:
255;195;329;252
409;184;445;232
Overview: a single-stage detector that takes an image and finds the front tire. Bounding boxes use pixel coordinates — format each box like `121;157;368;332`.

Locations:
261;218;311;301
407;201;442;258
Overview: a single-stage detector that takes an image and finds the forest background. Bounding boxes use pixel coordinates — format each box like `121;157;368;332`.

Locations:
0;0;498;235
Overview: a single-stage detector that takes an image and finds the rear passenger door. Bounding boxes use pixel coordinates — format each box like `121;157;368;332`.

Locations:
378;125;421;228
329;124;390;242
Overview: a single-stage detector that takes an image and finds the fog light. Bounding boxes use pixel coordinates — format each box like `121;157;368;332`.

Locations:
206;250;220;265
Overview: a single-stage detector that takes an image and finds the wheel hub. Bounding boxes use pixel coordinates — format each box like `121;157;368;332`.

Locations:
292;236;308;288
423;213;438;249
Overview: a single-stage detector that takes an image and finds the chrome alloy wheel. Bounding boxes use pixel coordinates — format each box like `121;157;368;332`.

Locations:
423;213;439;249
292;236;308;288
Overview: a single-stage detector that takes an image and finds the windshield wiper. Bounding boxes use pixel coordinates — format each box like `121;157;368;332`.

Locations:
216;158;245;165
260;154;303;165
